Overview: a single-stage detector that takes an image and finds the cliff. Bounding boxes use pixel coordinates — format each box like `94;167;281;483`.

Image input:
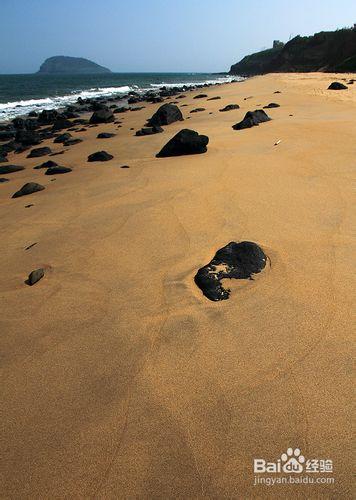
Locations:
230;27;356;75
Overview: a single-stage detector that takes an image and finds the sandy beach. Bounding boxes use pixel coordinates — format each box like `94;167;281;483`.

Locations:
1;72;354;498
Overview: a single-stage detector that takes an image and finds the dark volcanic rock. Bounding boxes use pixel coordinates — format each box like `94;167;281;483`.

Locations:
148;104;183;127
34;160;58;170
219;104;240;112
0;130;16;141
53;133;72;143
52;118;73;131
207;96;221;100
194;94;208;99
136;126;163;136
194;241;267;301
263;102;280;108
0;178;9;183
156;129;209;158
89;108;114;124
63;138;83;146
0;155;8;163
27;147;52;158
12;182;45;198
114;107;129;113
87;151;113;162
232;110;271;130
97;132;116;138
27;268;45;286
38;109;58;125
15;130;41;146
190;108;205;113
45;166;72;175
328;81;348;90
0;165;25;175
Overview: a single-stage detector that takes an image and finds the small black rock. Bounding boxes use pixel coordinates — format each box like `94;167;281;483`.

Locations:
0;177;9;183
263;103;280;109
27;268;45;286
34;160;58;170
12;182;45;198
232;110;271;130
53;133;72;143
328;82;348;90
27;147;52;158
87;151;113;162
219;104;240;112
135;126;163;136
63;138;83;146
193;94;208;99
97;132;116;138
45;166;72;175
0;165;25;175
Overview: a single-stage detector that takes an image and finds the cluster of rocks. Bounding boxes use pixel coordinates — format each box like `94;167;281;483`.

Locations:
0;79;240;162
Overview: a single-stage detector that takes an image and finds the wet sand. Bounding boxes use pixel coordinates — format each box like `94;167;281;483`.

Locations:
0;73;354;498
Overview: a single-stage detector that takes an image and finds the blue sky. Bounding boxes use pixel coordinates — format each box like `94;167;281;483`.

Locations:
0;0;355;73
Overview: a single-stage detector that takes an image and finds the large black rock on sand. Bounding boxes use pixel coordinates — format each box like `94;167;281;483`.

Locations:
156;129;209;157
232;110;271;130
12;182;45;198
195;241;267;301
147;104;183;127
194;241;267;301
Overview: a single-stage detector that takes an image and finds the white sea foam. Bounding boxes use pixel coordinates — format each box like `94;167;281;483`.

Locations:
0;85;132;121
149;75;241;89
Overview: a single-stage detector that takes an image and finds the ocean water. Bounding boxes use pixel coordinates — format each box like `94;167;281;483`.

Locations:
0;72;241;121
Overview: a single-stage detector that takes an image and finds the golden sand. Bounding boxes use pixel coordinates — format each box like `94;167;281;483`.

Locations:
0;73;354;498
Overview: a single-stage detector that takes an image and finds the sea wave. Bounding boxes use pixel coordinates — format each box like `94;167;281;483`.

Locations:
0;85;133;121
149;75;240;88
0;75;242;122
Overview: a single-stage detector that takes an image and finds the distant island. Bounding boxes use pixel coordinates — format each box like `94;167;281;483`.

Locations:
230;26;356;75
37;56;111;75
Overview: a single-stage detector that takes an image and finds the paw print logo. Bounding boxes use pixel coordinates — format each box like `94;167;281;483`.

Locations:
281;448;305;473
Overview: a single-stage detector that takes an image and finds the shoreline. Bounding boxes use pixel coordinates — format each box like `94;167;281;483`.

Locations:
0;74;242;123
1;71;354;498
